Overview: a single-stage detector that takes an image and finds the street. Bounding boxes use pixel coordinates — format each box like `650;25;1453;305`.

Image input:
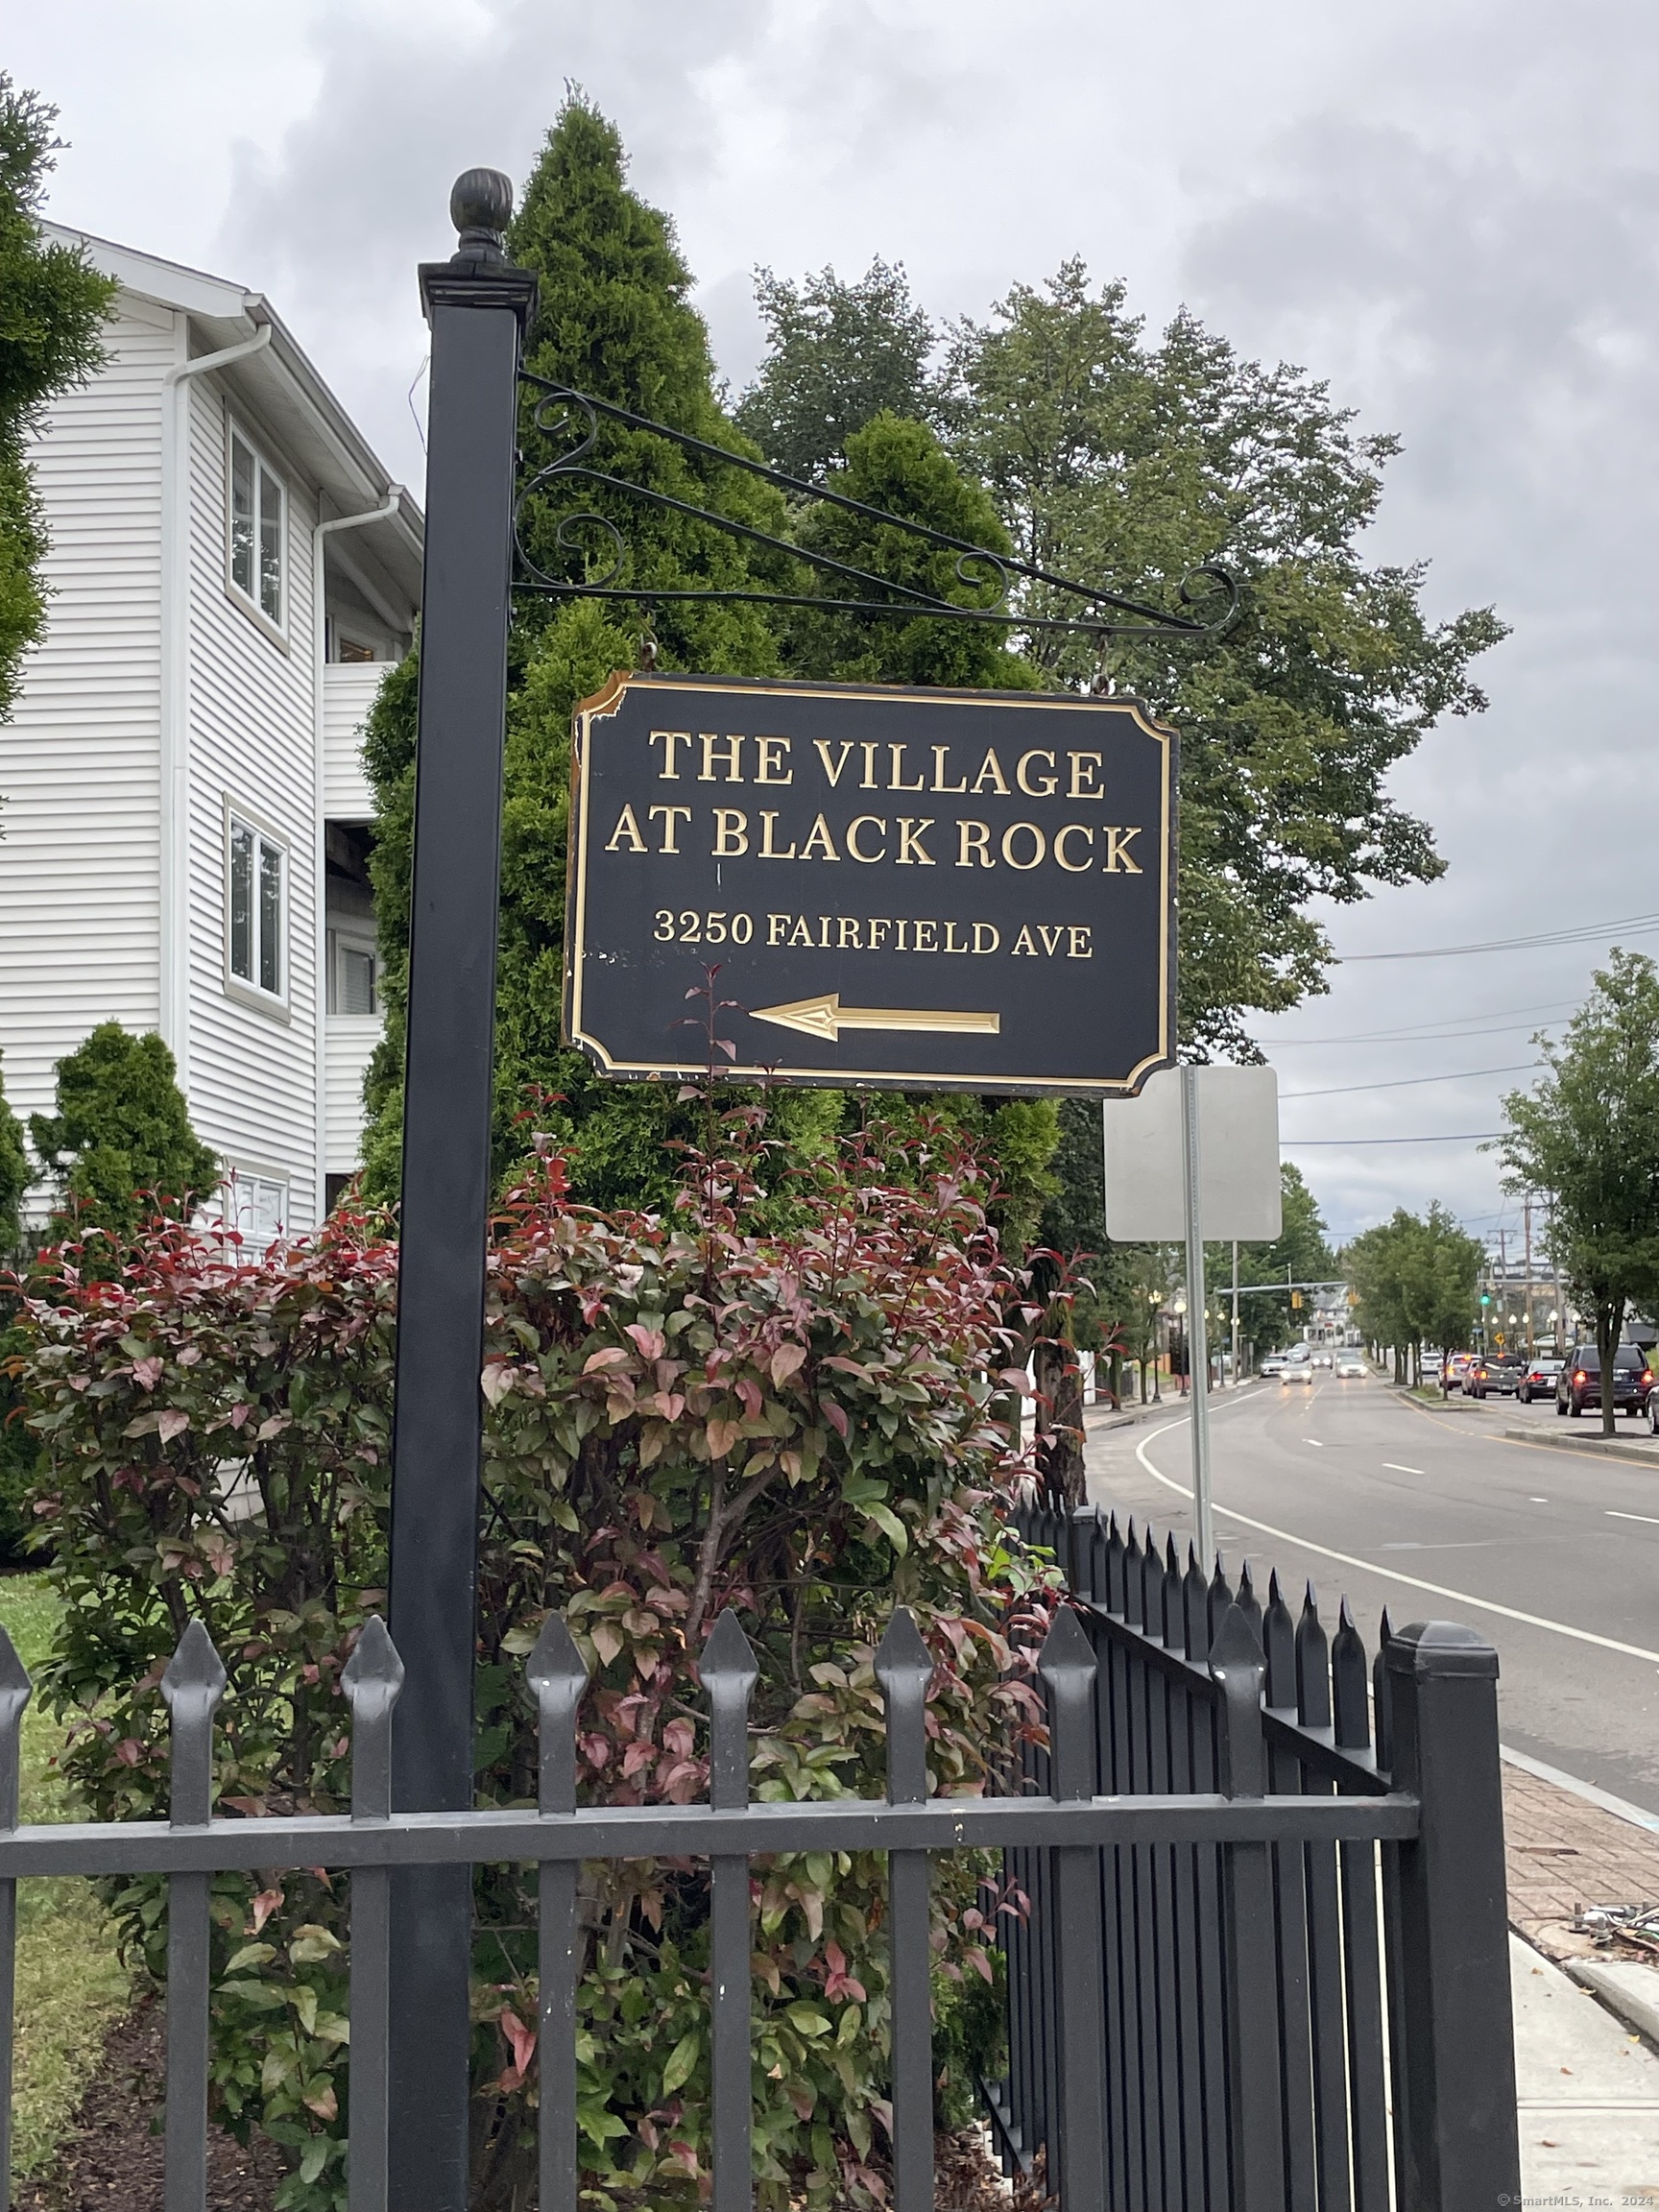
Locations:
1085;1371;1659;1815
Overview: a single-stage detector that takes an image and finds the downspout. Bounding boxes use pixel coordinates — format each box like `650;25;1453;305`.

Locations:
158;315;272;1102
312;493;403;1225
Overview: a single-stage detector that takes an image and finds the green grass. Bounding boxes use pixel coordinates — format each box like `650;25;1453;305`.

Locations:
1;1574;132;2176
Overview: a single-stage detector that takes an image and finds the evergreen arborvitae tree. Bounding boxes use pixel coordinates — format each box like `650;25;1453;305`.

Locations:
0;1046;25;1254
733;258;937;476
29;1023;217;1251
0;79;113;736
361;95;842;1208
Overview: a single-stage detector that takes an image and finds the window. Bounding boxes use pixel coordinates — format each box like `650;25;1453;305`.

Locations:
228;812;286;1001
219;1172;288;1251
336;635;379;664
228;426;285;628
328;932;377;1015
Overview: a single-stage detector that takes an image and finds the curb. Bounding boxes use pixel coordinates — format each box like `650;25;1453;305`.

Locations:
1567;1957;1659;2046
1501;1426;1659;1466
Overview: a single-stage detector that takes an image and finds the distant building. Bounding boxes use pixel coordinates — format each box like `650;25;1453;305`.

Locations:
2;228;421;1239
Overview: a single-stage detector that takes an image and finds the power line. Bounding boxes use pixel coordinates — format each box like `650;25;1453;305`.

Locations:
1282;1132;1503;1146
1264;1008;1572;1049
1282;1061;1540;1100
1340;912;1659;963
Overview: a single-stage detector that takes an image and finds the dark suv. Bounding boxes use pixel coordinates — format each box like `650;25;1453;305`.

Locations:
1556;1343;1654;1419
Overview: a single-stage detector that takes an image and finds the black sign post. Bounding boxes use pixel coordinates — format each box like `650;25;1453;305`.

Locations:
386;176;535;2211
566;672;1176;1093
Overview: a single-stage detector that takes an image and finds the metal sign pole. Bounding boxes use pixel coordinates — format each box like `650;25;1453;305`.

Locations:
386;173;536;2211
1180;1066;1215;1572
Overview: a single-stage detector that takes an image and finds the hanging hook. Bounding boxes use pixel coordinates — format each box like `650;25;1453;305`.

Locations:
637;627;659;673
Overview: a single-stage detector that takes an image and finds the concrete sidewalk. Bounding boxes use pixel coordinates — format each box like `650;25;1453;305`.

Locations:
1507;1756;1659;2197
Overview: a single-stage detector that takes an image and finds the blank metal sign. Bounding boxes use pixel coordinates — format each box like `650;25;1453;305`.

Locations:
1102;1066;1282;1241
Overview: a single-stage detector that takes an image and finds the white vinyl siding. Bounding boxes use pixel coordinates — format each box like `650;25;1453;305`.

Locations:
183;375;320;1228
325;1016;380;1174
322;661;386;818
0;297;173;1142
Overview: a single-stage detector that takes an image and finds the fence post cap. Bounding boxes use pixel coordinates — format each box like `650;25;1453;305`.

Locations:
1037;1604;1096;1687
1383;1620;1500;1680
0;1624;31;1720
449;167;514;248
343;1616;405;1708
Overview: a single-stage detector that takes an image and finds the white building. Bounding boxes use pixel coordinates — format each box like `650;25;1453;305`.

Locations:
1;228;421;1238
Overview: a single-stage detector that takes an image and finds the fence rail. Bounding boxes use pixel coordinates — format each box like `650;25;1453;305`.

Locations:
0;1524;1517;2212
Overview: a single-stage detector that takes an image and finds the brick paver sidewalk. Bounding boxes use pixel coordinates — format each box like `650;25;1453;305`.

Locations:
1504;1760;1659;1959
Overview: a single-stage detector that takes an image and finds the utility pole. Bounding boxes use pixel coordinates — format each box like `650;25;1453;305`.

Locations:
1498;1227;1507;1351
1231;1238;1240;1391
1524;1198;1534;1357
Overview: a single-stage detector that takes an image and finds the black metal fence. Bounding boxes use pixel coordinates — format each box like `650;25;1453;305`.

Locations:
0;1546;1516;2212
994;1502;1520;2210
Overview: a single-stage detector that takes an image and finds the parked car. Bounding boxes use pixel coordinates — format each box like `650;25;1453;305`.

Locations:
1443;1352;1475;1394
1465;1357;1523;1399
1280;1356;1315;1385
1334;1353;1366;1379
1556;1344;1654;1419
1518;1357;1563;1405
1420;1350;1443;1379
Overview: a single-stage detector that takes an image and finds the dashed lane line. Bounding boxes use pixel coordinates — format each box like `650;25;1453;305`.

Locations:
1133;1418;1659;1668
1606;1510;1659;1527
1383;1463;1424;1475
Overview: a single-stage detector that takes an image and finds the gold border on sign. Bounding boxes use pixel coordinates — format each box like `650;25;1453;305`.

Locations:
564;671;1176;1095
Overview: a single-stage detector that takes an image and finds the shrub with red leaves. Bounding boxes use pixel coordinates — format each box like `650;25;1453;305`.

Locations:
9;1111;1054;2211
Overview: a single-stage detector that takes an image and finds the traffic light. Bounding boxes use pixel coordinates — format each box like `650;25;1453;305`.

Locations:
1291;1290;1303;1310
1479;1293;1491;1307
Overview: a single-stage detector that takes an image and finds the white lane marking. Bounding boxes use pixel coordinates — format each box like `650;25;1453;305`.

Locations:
1305;1439;1324;1449
1607;1510;1659;1527
1383;1463;1424;1475
1133;1419;1659;1667
1529;1497;1549;1503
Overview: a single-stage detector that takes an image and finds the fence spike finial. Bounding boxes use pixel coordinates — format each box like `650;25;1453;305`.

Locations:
1295;1578;1332;1729
1332;1596;1370;1751
1262;1570;1296;1710
1209;1602;1267;1799
0;1623;32;1835
343;1617;404;1824
703;1609;758;1814
526;1613;589;1819
160;1618;227;1828
1038;1608;1097;1802
877;1608;933;1807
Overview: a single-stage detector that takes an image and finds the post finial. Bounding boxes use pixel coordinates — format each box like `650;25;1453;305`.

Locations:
449;168;514;263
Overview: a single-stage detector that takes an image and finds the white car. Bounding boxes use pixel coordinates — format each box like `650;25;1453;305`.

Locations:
1280;1357;1315;1385
1260;1354;1286;1377
1334;1354;1366;1379
1312;1351;1334;1368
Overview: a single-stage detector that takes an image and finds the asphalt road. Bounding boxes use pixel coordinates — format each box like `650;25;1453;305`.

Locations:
1082;1373;1659;1814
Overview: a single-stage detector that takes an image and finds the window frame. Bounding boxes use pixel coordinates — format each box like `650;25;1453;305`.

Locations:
223;798;291;1018
225;416;288;638
216;1167;291;1253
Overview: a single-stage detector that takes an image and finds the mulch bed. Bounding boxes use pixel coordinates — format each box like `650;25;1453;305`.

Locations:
16;1997;283;2212
18;2012;1041;2212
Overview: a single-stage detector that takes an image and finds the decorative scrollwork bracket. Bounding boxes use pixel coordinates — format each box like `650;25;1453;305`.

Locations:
511;371;1239;647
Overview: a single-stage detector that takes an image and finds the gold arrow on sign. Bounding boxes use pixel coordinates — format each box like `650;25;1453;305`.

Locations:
750;994;1001;1042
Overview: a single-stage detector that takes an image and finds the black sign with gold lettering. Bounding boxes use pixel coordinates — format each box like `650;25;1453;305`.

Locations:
564;671;1176;1095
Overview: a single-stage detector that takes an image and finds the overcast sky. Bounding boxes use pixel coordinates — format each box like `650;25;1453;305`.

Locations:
14;0;1659;1253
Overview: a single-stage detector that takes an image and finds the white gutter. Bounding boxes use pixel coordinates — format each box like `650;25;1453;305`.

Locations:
158;315;272;1099
311;493;403;1224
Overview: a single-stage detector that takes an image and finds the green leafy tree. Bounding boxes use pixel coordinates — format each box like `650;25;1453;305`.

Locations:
0;80;113;738
1206;1163;1334;1359
939;262;1507;1055
1499;949;1659;1435
733;259;937;477
28;1023;217;1256
1344;1204;1481;1384
361;95;805;1208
